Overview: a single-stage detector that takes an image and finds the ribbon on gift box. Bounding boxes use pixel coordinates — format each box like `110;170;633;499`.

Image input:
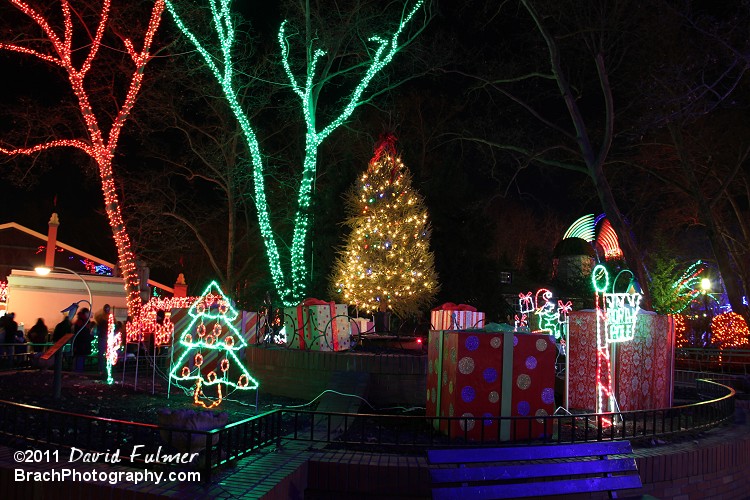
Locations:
431;302;483;330
296;298;339;350
295;306;307;350
328;301;339;351
297;298;326;349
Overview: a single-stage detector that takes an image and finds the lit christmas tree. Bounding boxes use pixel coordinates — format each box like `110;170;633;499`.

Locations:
170;282;258;408
331;135;438;317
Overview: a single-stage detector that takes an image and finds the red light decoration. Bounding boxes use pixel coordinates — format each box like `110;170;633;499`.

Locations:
710;312;750;349
514;313;528;329
672;314;689;348
104;312;121;384
193;380;222;409
596;219;623;260
35;245;64;258
129;296;199;345
0;0;166;326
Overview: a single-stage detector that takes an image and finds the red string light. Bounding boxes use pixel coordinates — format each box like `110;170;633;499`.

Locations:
711;312;750;349
129;296;199;345
0;0;166;327
672;314;689;348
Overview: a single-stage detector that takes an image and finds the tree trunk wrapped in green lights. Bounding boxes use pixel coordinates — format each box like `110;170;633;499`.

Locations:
163;0;429;305
331;135;438;318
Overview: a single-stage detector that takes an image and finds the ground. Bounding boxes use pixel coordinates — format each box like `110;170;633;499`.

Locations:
0;369;309;425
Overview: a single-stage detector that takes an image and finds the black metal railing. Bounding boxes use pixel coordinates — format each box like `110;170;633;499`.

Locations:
676;348;750;375
0;379;736;480
0;399;282;481
278;379;736;449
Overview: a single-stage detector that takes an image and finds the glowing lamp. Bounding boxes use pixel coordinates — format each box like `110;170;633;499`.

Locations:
35;266;93;316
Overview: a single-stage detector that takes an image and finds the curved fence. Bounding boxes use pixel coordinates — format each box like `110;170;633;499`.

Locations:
676;348;750;375
0;400;281;482
0;379;736;480
280;379;736;450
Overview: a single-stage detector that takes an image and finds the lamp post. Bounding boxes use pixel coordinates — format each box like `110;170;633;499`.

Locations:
35;266;93;398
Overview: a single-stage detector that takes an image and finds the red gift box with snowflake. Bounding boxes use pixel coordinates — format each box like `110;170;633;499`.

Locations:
427;329;556;441
568;311;675;411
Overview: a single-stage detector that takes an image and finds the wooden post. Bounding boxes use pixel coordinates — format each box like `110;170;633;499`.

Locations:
41;333;74;399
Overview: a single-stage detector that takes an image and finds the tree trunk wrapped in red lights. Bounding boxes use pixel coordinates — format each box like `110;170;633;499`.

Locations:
0;0;166;325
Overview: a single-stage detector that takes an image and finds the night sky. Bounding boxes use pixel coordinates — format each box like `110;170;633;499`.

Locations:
1;0;747;315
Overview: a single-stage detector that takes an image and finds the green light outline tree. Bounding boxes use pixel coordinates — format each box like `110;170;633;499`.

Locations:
170;281;258;408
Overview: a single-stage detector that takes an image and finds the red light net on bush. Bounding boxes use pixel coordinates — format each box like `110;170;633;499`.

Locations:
710;312;750;349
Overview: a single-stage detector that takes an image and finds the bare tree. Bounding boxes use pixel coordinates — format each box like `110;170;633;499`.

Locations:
124;59;269;301
444;0;653;306
626;1;750;322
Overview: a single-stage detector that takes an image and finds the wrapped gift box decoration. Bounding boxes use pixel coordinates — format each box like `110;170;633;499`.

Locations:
616;313;675;410
430;303;486;331
282;299;351;351
568;311;675;411
349;317;375;335
239;311;260;344
427;328;556;441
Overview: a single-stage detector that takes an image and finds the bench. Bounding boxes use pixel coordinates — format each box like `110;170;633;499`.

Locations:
428;440;644;499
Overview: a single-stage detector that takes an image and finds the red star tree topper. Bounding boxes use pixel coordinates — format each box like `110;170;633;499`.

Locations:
0;0;166;325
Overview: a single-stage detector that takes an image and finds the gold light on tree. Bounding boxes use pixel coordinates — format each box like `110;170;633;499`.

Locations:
331;135;438;317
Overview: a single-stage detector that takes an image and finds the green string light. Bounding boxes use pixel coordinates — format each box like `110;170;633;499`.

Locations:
592;264;610;293
563;214;596;242
165;0;289;302
166;0;425;305
669;260;706;313
169;281;259;407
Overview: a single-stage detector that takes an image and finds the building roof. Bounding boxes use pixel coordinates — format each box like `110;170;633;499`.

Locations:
0;221;173;294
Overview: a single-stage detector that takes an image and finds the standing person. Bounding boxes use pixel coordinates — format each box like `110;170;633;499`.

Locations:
12;326;27;367
0;313;8;366
53;314;72;342
27;318;48;353
0;313;18;367
72;308;92;372
95;304;111;378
